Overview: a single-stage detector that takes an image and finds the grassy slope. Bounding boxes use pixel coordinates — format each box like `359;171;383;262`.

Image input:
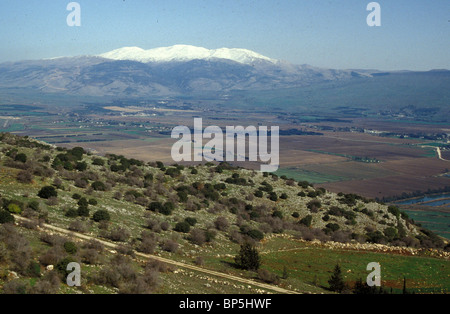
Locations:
0;133;448;294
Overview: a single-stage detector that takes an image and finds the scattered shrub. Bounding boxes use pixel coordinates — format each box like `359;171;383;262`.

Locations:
93;210;111;222
38;186;57;199
107;227;130;242
174;221;191;233
161;239;178;253
65;208;79;218
16;170;33;184
184;217;197;226
91;181;107;191
214;216;229;231
246;229;264;241
64;241;78;255
14;153;27;163
300;215;313;227
258;269;280;284
189;229;206;246
0;210;15;224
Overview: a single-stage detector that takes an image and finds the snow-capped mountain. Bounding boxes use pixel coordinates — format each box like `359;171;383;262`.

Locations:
0;44;381;97
99;45;278;65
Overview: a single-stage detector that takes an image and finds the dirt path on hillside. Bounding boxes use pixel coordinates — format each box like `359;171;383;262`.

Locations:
13;215;301;294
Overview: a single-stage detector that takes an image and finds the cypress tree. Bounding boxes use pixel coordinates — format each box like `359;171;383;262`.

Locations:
328;264;346;293
235;243;261;271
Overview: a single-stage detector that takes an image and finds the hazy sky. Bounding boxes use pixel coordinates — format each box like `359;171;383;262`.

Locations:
0;0;449;70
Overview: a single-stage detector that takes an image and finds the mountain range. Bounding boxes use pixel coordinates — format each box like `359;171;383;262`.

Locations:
0;45;448;98
0;45;380;97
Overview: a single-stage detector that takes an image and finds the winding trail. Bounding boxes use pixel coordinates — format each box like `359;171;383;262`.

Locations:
13;215;301;294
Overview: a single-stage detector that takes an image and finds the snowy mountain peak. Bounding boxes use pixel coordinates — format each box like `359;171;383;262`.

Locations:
99;45;277;65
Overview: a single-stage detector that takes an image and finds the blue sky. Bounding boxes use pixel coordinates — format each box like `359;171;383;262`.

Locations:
0;0;448;70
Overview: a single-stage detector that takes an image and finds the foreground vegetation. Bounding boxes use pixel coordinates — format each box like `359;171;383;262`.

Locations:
0;133;448;294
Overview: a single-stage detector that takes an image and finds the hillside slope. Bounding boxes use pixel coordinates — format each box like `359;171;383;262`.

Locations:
0;133;448;294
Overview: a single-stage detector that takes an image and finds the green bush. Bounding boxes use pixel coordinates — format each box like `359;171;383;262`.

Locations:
254;190;263;198
307;199;322;211
75;161;87;171
178;190;188;202
91;181;107;191
165;167;181;178
28;200;40;211
246;229;264;241
64;161;74;171
205;229;217;242
14;153;27;163
325;223;340;232
174;221;191;233
272;210;283;219
38;186;58;199
7;203;22;214
64;241;78;254
388;205;401;218
268;192;278;202
184;217;197;226
92;158;105;166
384;227;398;241
77;206;90;217
77;198;89;208
56;257;78;278
366;231;387;244
65;208;78;218
27;261;41;278
0;210;15;224
300;215;313;227
148;202;163;212
159;202;174;216
93;210;111;222
298;181;311;189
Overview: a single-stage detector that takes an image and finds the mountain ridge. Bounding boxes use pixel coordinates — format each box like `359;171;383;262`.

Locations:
0;45;449;98
98;44;278;65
